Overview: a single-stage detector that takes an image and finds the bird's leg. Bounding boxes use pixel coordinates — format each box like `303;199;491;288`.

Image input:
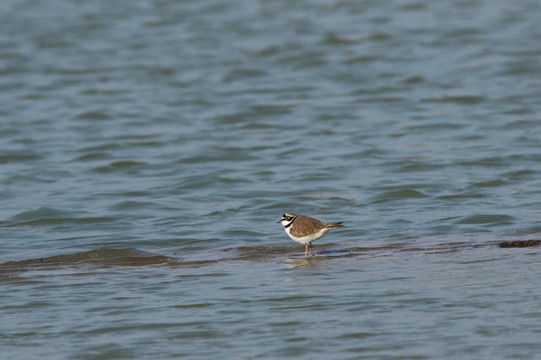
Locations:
309;243;313;256
304;244;308;256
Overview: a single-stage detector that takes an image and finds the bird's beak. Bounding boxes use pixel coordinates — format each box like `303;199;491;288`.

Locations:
276;219;282;223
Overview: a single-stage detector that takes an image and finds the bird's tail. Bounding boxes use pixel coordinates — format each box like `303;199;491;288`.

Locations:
327;222;344;228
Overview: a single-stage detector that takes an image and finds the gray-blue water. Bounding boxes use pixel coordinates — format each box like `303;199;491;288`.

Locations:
1;0;541;359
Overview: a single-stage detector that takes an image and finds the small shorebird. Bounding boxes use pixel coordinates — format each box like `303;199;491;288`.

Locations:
277;213;343;256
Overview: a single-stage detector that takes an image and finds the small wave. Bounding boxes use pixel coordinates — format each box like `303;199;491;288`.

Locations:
0;248;178;273
5;207;116;227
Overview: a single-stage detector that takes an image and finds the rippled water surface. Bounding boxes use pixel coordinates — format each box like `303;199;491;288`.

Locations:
1;0;541;359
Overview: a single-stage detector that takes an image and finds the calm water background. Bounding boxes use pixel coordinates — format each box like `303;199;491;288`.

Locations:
1;0;541;359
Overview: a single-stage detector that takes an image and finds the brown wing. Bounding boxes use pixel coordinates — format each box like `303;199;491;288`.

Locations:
290;215;343;237
288;215;326;237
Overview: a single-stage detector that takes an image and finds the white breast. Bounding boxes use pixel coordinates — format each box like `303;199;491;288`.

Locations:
285;227;330;244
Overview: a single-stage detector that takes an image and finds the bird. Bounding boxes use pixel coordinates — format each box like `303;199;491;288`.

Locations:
277;213;343;256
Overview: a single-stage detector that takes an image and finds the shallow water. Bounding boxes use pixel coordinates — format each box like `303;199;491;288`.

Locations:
1;0;541;359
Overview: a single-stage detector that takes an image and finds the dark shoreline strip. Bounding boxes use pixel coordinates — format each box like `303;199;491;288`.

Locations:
498;239;541;248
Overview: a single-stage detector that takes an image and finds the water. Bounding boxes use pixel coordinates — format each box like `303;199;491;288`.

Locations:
1;0;541;358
